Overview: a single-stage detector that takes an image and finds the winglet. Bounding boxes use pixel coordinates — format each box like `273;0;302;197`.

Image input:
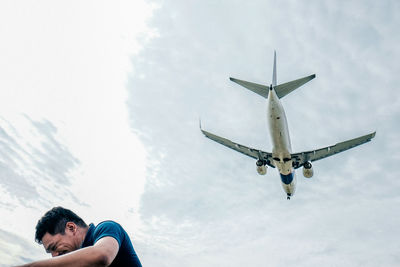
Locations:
367;131;377;141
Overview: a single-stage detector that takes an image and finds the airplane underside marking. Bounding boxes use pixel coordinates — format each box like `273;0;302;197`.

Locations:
280;172;294;184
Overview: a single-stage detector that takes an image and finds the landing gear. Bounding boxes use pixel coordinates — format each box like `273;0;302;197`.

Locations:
287;196;291;200
287;193;291;200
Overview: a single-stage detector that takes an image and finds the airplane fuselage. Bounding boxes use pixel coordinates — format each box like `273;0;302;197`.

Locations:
267;86;296;198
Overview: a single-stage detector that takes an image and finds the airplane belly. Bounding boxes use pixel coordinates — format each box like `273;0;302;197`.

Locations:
267;92;292;156
270;117;290;153
276;161;292;175
268;90;294;178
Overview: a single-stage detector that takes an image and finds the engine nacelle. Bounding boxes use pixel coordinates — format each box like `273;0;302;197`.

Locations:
256;159;267;175
302;161;313;178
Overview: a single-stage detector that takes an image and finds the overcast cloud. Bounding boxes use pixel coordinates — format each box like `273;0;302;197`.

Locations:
128;0;399;266
1;0;399;266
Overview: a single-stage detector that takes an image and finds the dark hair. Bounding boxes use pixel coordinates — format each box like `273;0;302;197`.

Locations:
35;206;87;244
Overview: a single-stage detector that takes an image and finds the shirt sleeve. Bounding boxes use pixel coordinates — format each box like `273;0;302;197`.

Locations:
92;221;124;247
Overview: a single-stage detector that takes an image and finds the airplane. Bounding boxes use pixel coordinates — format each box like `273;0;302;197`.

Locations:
200;52;376;199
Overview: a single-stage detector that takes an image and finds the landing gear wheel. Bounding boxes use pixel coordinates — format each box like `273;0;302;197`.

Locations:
287;196;291;200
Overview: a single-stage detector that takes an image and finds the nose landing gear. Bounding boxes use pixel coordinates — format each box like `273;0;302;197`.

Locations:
287;193;291;200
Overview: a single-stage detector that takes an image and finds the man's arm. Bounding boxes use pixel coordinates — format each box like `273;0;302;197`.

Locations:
14;237;119;267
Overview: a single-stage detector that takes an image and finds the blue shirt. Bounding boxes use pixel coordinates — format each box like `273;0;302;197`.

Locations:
81;221;142;266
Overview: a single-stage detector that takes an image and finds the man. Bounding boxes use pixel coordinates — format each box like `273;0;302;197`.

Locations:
15;206;142;267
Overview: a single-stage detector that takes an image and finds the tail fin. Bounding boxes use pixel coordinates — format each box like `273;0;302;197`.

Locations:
230;51;315;99
272;51;277;87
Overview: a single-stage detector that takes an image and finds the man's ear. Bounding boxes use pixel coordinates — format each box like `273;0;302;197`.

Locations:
65;222;77;234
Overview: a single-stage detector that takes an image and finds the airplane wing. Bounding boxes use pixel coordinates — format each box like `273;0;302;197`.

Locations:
201;128;275;168
291;132;376;169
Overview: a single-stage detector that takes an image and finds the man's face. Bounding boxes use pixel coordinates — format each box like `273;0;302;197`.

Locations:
41;222;80;257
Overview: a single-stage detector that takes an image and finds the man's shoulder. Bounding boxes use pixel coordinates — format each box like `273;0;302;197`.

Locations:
87;221;141;266
96;220;122;229
92;221;126;244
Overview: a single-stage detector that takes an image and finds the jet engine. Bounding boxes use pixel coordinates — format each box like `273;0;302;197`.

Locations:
256;159;267;175
302;161;313;178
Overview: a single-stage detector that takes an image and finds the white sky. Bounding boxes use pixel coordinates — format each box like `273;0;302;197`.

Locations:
0;0;155;264
1;0;400;266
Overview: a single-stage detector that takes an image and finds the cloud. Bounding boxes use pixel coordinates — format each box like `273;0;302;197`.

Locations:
0;115;86;265
0;229;44;266
127;0;400;266
0;115;79;207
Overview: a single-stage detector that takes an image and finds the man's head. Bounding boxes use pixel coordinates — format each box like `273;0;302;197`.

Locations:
35;207;88;257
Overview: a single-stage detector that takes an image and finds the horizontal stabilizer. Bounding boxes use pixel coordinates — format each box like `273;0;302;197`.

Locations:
230;74;315;99
275;74;315;98
229;77;269;98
